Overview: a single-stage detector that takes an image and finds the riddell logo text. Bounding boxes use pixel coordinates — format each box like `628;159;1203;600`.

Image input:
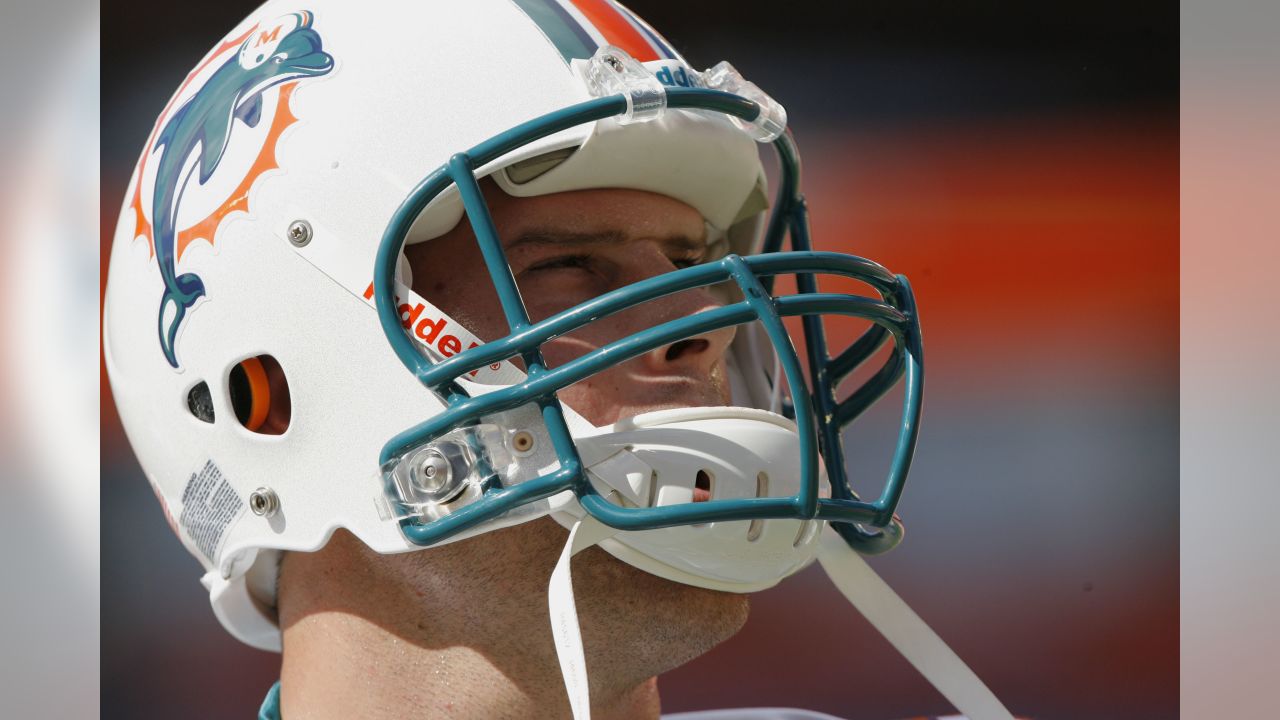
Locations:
363;282;481;375
653;63;694;88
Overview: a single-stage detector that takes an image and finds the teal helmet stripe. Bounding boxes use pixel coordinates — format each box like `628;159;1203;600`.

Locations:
373;88;923;554
510;0;599;62
511;0;679;63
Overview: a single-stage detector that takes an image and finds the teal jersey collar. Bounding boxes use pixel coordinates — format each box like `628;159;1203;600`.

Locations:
258;681;281;720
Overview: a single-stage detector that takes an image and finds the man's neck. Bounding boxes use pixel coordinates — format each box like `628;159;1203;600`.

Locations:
279;608;662;720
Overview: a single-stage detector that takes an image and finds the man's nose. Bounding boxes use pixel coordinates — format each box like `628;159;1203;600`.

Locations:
638;292;737;377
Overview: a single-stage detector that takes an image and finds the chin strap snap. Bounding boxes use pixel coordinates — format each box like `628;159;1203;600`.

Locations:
549;515;619;720
817;526;1015;720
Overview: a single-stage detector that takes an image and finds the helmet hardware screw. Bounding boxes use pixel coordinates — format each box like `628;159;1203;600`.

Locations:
512;430;535;453
603;55;622;72
249;487;280;518
287;220;313;247
416;450;453;495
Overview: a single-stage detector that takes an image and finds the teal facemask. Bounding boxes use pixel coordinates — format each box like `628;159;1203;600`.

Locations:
371;60;923;558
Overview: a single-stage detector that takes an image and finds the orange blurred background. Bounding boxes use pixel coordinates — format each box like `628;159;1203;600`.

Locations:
102;2;1177;718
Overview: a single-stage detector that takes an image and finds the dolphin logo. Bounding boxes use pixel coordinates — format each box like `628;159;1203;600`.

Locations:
148;12;332;367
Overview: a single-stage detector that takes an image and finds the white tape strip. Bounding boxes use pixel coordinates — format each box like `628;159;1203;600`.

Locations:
548;515;618;720
817;527;1014;720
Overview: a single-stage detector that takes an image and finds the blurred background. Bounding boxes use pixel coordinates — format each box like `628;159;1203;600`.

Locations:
1;0;100;716
97;1;1177;718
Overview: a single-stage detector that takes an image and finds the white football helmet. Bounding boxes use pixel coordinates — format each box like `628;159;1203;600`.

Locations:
103;2;1010;718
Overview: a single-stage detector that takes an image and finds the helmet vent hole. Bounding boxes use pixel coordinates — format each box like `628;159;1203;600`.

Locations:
187;382;215;423
228;355;291;435
694;469;713;502
746;472;769;542
692;469;714;528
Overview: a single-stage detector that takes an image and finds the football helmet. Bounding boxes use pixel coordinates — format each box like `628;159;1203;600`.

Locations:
103;2;1009;718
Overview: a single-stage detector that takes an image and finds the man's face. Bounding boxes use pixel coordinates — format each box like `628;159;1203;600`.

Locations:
399;181;750;679
407;180;736;427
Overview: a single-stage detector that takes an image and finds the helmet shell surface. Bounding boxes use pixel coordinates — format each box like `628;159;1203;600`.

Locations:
105;0;773;650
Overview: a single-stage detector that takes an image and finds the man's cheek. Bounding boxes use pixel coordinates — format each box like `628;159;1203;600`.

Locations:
554;384;606;425
539;334;600;369
710;361;732;404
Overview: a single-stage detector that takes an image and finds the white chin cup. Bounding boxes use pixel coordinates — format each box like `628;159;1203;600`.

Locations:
560;405;825;592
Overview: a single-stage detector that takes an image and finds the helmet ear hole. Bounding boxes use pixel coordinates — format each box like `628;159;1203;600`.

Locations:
228;355;291;435
187;381;215;423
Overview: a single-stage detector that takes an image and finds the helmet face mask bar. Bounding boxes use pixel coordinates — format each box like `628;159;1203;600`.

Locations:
371;47;924;556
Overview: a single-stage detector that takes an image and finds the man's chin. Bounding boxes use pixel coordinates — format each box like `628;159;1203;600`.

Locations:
576;545;751;648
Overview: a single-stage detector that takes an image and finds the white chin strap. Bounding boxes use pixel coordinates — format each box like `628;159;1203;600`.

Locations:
816;527;1015;720
549;515;620;720
549;520;1013;720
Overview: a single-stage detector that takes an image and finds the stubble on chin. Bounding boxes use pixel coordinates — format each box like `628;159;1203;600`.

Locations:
572;544;751;677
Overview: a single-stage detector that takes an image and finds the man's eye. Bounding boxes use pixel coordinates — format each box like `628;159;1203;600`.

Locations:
670;253;705;270
527;255;592;272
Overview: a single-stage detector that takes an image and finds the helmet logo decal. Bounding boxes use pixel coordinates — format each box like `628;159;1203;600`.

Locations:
127;11;333;368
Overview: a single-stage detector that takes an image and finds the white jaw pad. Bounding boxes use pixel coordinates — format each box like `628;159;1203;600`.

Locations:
566;406;823;591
